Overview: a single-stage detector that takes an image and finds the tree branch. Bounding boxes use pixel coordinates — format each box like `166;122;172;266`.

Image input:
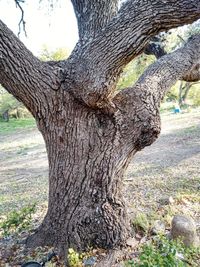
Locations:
112;35;200;150
71;0;118;42
181;63;200;82
0;20;60;117
144;35;200;83
115;35;200;113
70;0;200;109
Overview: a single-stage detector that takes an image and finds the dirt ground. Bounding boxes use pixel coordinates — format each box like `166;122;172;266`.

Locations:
125;110;200;232
0;109;200;265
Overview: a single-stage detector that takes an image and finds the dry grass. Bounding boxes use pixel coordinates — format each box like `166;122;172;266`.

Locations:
124;109;200;234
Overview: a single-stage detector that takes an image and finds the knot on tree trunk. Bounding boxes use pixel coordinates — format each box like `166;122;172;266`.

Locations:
135;114;161;151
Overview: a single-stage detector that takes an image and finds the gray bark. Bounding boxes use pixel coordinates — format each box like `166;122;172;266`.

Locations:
0;0;200;256
71;0;118;42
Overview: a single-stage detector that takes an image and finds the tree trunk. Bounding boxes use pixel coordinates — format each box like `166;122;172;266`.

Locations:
26;94;134;252
1;0;200;258
2;109;9;122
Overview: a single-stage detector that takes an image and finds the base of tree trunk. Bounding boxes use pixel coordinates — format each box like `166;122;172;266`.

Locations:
26;200;131;258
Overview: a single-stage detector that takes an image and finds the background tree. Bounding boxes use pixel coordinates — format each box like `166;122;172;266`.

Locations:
0;0;200;257
178;81;200;107
0;87;28;121
39;46;69;61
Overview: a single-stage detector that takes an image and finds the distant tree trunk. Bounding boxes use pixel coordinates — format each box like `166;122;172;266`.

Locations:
178;81;199;107
0;0;200;256
2;109;9;122
178;81;191;106
16;108;20;119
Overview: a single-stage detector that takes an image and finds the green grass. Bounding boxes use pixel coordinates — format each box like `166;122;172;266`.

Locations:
0;118;36;134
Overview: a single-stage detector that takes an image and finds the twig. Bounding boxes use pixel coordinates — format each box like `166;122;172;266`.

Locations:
177;34;186;44
14;0;27;37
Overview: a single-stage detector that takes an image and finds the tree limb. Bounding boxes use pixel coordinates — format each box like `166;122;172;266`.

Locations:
0;20;60;117
112;35;200;149
181;63;200;82
144;35;200;83
115;35;200;112
71;0;118;42
70;0;200;109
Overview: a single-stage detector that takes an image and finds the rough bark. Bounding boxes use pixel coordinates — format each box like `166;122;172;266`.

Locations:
144;36;200;83
0;0;200;257
71;0;118;42
67;0;200;109
26;98;132;252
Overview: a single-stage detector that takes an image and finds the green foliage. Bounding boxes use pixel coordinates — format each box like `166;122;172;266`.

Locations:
184;21;200;39
0;204;36;237
0;118;36;134
0;86;30;118
0;88;16;112
117;54;155;90
124;236;200;267
39;45;69;61
68;248;83;267
184;246;200;267
132;213;150;234
188;83;200;106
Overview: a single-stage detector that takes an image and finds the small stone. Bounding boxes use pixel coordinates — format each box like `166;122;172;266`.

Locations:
83;256;97;266
168;196;175;204
159;196;175;205
170;215;199;247
126;237;138;248
151;220;165;235
176;252;185;261
140;236;147;244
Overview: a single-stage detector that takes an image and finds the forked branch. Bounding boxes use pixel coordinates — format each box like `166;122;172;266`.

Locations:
14;0;27;36
70;0;200;109
116;35;200;113
112;35;200;150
